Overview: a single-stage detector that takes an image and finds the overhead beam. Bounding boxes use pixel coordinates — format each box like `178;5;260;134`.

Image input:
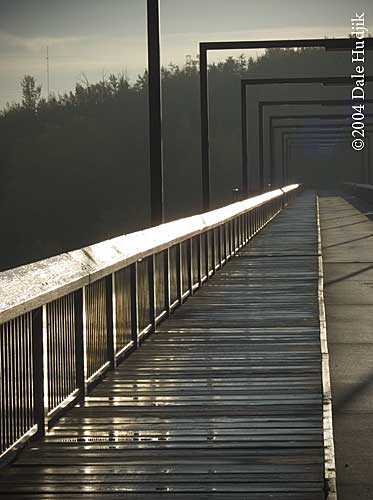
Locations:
200;37;373;208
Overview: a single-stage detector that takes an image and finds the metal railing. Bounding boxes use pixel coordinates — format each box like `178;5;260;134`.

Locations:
0;184;300;461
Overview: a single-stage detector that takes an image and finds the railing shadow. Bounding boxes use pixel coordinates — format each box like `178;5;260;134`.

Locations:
324;264;373;287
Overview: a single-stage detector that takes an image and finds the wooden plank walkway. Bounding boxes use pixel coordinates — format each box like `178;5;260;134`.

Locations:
0;191;324;499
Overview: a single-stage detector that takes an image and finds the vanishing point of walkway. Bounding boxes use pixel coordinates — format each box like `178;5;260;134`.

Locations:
0;192;325;499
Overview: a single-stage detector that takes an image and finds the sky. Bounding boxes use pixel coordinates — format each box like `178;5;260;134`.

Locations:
0;0;372;106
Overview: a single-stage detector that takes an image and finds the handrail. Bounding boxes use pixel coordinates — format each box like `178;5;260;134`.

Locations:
0;184;300;462
0;184;299;326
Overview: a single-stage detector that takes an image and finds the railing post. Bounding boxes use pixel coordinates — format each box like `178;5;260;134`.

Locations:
259;206;262;229
105;275;115;370
211;231;216;274
130;263;139;348
232;220;235;253
224;223;228;259
198;235;202;286
227;224;230;256
148;255;156;330
234;219;237;252
187;239;193;295
232;222;234;252
218;226;223;266
32;307;45;438
204;232;209;277
176;244;182;303
255;208;258;233
164;249;170;317
74;288;85;399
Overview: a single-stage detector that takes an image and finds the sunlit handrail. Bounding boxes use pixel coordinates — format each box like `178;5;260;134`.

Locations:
0;184;299;325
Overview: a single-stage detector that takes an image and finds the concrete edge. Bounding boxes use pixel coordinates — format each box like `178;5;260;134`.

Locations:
316;195;337;500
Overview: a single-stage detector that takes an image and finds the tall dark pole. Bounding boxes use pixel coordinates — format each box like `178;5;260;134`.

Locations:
147;0;164;226
200;45;210;211
241;82;248;196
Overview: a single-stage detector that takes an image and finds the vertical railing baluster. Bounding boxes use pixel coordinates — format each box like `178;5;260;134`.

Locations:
130;263;139;348
32;307;45;438
231;221;234;255
0;323;5;453
6;323;11;447
236;218;239;251
149;255;156;330
164;250;170;317
176;243;182;303
255;208;258;233
218;226;223;266
111;273;118;363
204;232;209;279
14;319;19;442
224;223;228;259
231;221;234;253
198;234;202;286
74;288;85;400
27;315;33;436
187;239;193;295
105;274;115;370
211;231;216;274
228;222;231;256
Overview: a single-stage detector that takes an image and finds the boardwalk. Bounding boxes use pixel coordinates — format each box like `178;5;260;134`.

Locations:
0;192;325;499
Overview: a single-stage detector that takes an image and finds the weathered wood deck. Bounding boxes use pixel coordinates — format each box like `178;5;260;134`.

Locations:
0;191;324;499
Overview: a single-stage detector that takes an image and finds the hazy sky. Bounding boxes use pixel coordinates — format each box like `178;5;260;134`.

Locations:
0;0;372;106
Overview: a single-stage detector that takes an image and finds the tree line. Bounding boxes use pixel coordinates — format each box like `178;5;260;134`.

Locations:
0;47;354;270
